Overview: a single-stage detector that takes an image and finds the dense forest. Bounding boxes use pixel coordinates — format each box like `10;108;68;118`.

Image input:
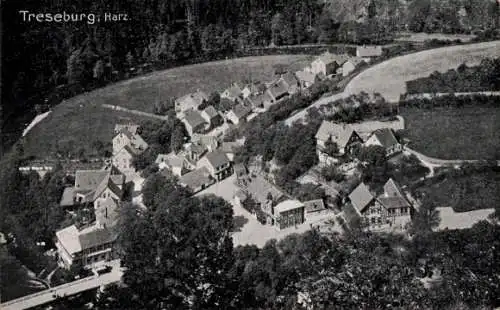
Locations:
2;0;499;155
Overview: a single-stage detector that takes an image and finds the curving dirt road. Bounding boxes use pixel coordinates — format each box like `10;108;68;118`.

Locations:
345;40;500;102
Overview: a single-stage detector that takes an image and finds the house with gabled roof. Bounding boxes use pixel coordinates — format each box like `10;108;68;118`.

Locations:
56;189;120;269
295;70;317;89
175;89;208;115
245;92;274;112
279;72;300;94
155;153;187;177
311;52;350;76
112;127;148;173
315;121;363;163
191;134;219;153
197;151;232;181
226;103;252;125
185;142;208;167
344;179;413;232
55;223;117;269
200;105;221;126
341;57;367;77
238;173;288;225
221;83;243;101
364;128;402;157
60;167;124;209
113;145;139;173
242;81;267;99
182;110;208;137
113;128;148;155
178;166;215;193
348;182;375;214
267;80;289;102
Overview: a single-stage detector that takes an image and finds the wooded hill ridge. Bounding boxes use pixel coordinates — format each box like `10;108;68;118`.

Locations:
2;0;499;155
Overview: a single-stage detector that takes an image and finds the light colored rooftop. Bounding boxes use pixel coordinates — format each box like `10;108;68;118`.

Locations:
56;225;81;254
274;199;304;214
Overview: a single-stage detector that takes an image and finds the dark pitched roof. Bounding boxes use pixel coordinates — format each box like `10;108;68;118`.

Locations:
372;128;399;148
231;104;252;119
184;110;206;129
343;202;362;224
303;199;326;213
377;178;411;209
75;170;109;192
348;183;374;213
244;175;284;206
205;151;230;168
78;228;115;250
179;167;213;190
378;197;411;209
315;121;360;148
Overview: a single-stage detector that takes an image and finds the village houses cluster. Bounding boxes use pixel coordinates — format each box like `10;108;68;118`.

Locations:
54;124;150;270
315;114;413;231
161;45;384;191
50;45;415;271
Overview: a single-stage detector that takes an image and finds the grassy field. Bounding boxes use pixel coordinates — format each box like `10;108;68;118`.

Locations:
401;106;500;160
64;54;314;113
418;170;500;213
22;103;159;158
23;55;313;158
345;40;500;101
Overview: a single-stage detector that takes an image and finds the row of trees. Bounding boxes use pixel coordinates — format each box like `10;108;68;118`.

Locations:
0;146;68;271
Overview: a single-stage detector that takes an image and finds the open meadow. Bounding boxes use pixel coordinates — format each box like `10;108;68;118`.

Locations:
22;103;160;158
400;106;500;160
345;41;500;102
62;55;314;113
22;55;313;158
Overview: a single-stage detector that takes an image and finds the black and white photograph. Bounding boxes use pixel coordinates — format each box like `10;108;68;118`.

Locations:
1;0;500;309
